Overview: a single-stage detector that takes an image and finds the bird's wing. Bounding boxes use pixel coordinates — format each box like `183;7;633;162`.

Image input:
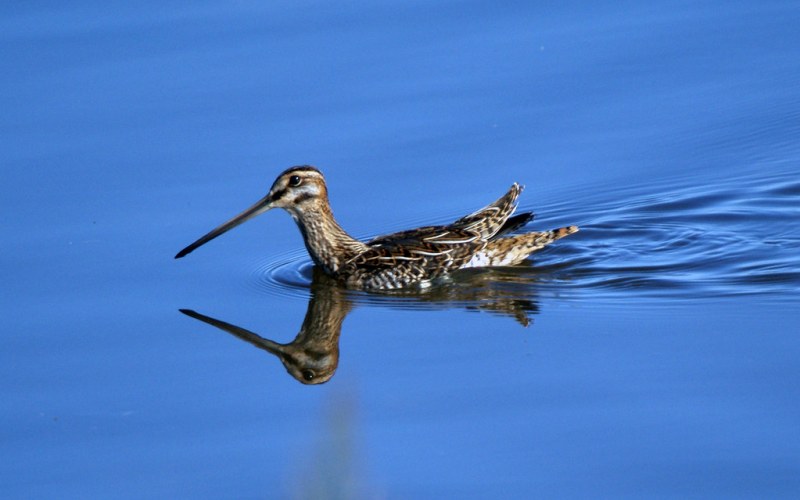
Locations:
353;226;482;269
450;183;524;239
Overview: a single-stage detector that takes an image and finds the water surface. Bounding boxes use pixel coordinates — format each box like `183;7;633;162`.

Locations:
2;1;799;498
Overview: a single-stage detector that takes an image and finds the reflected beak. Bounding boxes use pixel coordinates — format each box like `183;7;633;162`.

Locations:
175;194;273;259
179;308;286;356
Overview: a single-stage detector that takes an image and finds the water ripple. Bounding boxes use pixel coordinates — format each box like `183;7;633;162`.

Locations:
559;164;800;300
248;249;314;299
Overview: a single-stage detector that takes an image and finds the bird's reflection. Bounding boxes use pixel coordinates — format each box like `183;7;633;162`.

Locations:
181;271;349;385
181;266;543;385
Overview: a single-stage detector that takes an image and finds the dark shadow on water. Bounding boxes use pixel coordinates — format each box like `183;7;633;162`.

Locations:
180;267;547;385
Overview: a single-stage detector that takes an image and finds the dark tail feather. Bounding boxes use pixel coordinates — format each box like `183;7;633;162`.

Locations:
496;212;534;236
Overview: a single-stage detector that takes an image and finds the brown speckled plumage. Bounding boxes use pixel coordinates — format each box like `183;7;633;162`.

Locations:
176;165;579;290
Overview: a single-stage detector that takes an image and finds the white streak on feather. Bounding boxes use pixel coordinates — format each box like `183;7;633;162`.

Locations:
423;234;478;244
409;248;452;256
376;255;422;261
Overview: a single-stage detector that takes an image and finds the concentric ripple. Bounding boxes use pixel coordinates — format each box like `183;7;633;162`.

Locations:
248;248;315;299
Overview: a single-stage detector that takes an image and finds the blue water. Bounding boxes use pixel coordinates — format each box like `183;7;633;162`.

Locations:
2;1;800;498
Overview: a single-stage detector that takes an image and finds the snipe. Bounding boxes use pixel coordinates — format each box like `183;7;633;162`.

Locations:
175;166;578;289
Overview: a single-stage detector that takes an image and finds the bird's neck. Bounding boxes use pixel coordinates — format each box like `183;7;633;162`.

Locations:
289;203;368;274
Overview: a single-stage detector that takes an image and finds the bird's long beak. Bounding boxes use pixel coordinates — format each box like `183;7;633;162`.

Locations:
175;194;273;259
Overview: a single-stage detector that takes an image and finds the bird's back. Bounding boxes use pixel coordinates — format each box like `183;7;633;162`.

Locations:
337;184;531;289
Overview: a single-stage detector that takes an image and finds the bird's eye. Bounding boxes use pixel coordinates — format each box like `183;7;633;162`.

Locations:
288;175;302;187
301;370;315;381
